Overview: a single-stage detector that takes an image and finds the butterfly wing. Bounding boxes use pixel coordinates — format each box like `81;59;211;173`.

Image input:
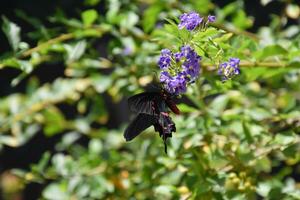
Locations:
124;113;157;141
128;92;164;115
165;98;180;115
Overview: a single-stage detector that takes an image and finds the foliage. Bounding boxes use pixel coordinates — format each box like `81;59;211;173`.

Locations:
0;0;300;199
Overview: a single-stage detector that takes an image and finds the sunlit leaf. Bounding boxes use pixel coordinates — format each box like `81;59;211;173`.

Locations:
81;9;99;26
1;16;21;52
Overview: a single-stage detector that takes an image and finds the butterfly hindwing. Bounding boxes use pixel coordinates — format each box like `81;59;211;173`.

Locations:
124;113;157;141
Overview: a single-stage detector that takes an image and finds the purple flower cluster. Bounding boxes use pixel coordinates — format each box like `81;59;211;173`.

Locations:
158;46;201;95
218;58;240;80
178;12;203;31
207;15;216;23
178;12;216;31
158;49;172;69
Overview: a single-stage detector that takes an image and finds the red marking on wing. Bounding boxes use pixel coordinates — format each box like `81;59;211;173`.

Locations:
166;100;180;115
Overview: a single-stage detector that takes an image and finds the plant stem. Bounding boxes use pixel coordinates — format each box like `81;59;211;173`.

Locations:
201;61;289;71
21;33;74;58
212;23;260;41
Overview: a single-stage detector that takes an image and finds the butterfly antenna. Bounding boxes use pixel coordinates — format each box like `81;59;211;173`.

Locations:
152;71;159;82
147;71;162;92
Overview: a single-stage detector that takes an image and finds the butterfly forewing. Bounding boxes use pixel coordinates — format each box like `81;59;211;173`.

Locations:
128;92;164;115
124;113;156;141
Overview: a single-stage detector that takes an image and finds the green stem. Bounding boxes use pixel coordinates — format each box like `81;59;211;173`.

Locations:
201;61;289;71
212;23;259;41
0;25;109;69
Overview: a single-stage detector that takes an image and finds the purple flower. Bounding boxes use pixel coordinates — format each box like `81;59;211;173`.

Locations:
174;52;183;62
207;15;216;23
161;49;172;56
160;71;171;83
180;45;192;57
229;58;240;67
158;49;172;69
166;74;187;95
178;12;203;31
218;57;240;80
180;45;201;80
122;46;133;55
157;46;201;95
218;62;227;75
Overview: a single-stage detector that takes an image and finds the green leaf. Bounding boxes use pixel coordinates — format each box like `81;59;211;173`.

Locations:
246;107;272;121
64;40;87;62
1;16;21;52
193;27;219;42
232;10;253;29
213;33;233;43
56;132;81;151
32;152;51;173
177;103;198;113
91;75;112;93
43;107;65;136
81;9;98;26
120;12;139;29
243;67;268;81
43;183;69;200
154;185;177;199
143;4;162;32
276;93;296;112
274;131;296;146
242;121;254;143
255;44;288;60
209;94;229;114
89;139;103;154
84;0;100;6
10;60;34;86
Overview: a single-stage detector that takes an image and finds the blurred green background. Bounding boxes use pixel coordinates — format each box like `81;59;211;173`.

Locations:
0;0;300;199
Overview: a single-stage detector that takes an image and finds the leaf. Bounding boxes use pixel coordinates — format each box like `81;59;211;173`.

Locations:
193;27;219;42
213;33;233;43
243;67;268;81
56;132;81;151
154;185;177;199
31;152;51;173
1;16;21;52
276;93;296;112
232;10;253;29
84;0;100;6
143;4;162;32
274;131;296;146
255;44;288;60
81;9;98;26
242;121;254;144
11;60;33;86
246;107;272;121
209;94;229;115
64;40;87;62
120;12;139;29
287;61;300;68
89;139;103;154
91;75;112;93
0;135;19;147
43;183;69;200
43;107;65;136
177;103;198;113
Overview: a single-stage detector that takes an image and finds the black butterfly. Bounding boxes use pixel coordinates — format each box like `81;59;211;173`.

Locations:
124;90;179;153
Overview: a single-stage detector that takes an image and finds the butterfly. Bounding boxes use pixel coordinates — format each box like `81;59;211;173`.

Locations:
124;89;180;153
